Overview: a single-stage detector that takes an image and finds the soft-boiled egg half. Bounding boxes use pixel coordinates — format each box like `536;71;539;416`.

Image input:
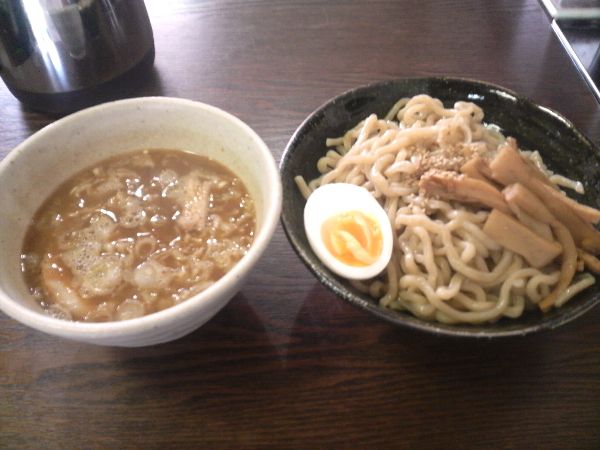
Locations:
304;183;393;280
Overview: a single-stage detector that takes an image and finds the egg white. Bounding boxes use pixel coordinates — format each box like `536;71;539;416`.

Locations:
304;183;393;280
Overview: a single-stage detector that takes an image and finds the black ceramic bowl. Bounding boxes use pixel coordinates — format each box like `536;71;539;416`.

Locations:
280;77;600;338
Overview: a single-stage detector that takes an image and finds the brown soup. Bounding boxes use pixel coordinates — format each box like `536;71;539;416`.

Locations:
21;149;255;322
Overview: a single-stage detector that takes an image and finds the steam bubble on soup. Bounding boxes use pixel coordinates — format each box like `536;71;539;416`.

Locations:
21;149;256;322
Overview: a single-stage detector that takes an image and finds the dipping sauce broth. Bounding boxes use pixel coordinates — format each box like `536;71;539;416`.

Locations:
21;149;255;322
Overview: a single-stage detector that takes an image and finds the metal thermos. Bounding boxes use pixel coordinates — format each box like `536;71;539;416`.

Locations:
0;0;154;114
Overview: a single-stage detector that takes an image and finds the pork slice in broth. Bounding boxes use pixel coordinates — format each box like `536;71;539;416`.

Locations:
166;172;212;231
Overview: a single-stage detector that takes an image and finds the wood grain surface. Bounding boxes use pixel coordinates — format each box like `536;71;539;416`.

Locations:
1;0;600;448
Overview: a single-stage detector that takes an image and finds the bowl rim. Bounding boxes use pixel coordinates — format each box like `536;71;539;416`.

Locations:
280;76;600;338
0;96;282;340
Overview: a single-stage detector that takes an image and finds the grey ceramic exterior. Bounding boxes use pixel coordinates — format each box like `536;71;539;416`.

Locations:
0;97;281;346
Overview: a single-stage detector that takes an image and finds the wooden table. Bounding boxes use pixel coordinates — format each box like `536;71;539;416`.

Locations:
2;0;600;447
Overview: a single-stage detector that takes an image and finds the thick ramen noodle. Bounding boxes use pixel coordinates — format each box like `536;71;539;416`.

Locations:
21;149;256;322
295;95;600;324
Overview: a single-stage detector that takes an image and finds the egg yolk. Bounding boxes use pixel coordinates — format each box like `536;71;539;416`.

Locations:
321;211;383;267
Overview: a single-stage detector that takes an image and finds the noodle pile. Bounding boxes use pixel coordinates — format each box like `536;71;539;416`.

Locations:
295;95;599;324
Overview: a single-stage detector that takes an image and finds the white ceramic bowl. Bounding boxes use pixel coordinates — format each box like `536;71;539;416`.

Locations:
0;97;281;346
